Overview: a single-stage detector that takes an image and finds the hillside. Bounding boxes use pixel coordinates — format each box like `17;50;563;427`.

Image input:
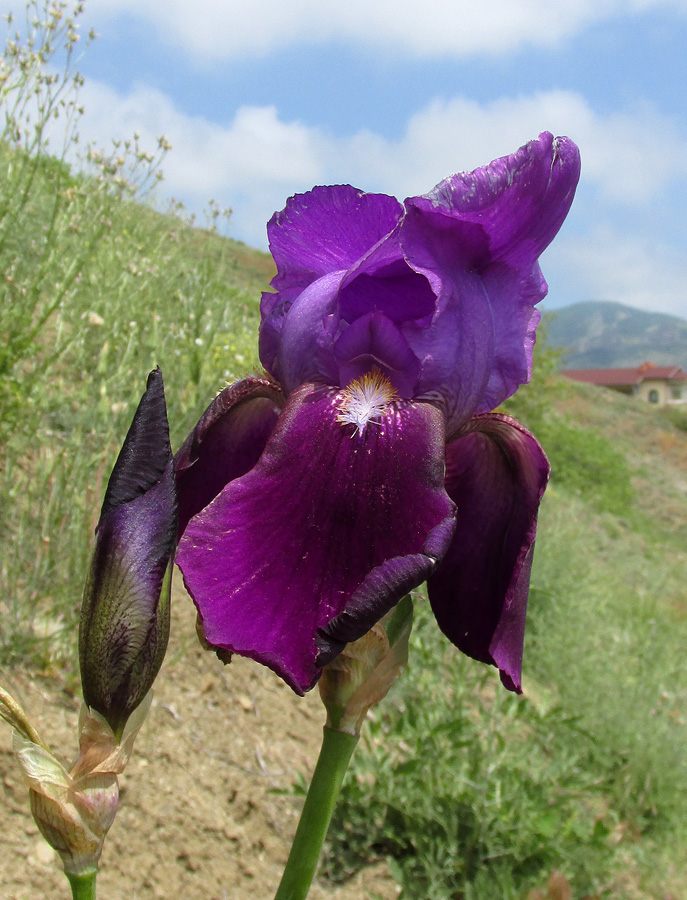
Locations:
545;300;687;369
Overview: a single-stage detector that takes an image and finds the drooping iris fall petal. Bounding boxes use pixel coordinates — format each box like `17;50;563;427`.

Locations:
177;384;456;693
427;413;550;692
174;376;283;535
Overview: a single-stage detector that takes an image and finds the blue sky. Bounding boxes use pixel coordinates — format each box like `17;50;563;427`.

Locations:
26;0;687;316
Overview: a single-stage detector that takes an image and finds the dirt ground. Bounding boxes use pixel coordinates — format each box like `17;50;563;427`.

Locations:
0;581;399;900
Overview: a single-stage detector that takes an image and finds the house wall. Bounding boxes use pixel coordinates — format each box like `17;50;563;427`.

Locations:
636;379;685;406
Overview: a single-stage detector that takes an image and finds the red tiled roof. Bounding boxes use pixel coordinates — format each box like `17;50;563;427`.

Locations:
561;363;687;386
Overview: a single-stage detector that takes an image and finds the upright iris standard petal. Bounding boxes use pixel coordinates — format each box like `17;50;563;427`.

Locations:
401;133;581;426
79;368;178;736
333;311;421;397
427;414;550;692
261;133;581;429
416;133;580;264
267;184;404;294
260;185;405;383
177;384;456;694
270;271;345;392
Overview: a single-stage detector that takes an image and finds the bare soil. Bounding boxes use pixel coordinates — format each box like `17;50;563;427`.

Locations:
0;583;399;900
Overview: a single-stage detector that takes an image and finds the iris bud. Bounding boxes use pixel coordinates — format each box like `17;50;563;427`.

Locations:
2;687;151;878
79;368;177;739
318;595;413;736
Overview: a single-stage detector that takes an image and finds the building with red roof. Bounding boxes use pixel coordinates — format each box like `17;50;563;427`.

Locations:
561;362;687;406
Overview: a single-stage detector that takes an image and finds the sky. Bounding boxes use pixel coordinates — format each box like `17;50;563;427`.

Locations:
14;0;687;317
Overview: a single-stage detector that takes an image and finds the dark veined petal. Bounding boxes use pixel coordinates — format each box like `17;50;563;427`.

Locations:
174;376;283;536
401;133;580;425
176;384;455;694
81;471;176;729
427;413;550;692
101;367;171;516
316;514;455;666
80;370;178;735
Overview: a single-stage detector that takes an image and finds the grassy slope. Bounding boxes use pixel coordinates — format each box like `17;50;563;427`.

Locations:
529;385;687;898
2;168;687;898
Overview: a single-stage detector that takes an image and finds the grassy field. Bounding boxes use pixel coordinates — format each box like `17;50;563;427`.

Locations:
2;7;687;898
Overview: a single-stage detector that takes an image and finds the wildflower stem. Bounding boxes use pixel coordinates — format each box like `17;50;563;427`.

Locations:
274;726;358;900
66;870;97;900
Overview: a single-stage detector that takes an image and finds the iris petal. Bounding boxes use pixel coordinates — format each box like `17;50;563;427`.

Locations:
101;367;172;516
316;514;456;666
403;133;581;419
418;133;581;265
272;271;344;392
83;468;176;718
334;311;420;396
267;184;404;294
176;385;455;694
427;413;550;692
174;377;283;535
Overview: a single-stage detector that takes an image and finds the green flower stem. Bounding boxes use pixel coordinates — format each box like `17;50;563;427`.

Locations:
274;726;359;900
66;870;97;900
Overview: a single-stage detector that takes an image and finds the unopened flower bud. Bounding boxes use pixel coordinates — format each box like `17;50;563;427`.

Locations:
8;693;151;877
318;595;413;735
79;368;177;738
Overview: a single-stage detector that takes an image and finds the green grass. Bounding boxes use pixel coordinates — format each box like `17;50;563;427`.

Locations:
325;477;687;899
0;0;269;664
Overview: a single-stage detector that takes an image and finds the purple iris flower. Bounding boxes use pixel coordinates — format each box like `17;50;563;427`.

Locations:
175;132;580;696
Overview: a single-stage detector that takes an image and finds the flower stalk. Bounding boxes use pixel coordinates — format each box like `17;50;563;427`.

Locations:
274;727;358;900
66;870;98;900
274;597;414;899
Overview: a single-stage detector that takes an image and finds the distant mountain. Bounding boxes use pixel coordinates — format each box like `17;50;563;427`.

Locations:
543;301;687;371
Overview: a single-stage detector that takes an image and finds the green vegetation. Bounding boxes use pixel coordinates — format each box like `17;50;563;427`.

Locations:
3;5;687;899
0;1;267;665
660;403;687;433
507;337;636;520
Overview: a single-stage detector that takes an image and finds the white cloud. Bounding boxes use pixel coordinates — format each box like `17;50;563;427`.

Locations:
353;92;687;206
87;0;687;59
69;79;687;316
553;225;687;318
73;81;326;245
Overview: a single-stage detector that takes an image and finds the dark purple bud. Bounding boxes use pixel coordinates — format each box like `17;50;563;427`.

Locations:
79;368;177;738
